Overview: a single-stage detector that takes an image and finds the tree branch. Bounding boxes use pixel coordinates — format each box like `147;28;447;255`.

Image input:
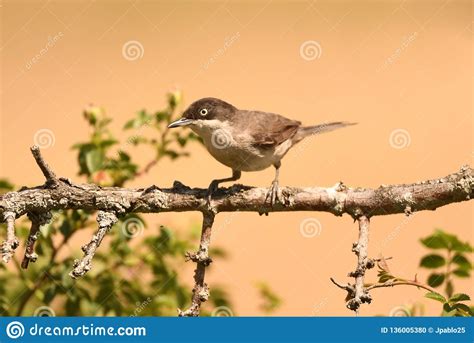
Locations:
1;149;472;219
1;147;473;316
178;212;215;317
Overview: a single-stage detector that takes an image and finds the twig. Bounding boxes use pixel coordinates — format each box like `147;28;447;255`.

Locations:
16;233;71;316
135;158;159;177
30;146;58;185
1;212;18;263
178;211;215;317
330;277;355;301
21;212;53;269
366;280;438;294
330;216;374;313
69;211;118;278
347;215;372;313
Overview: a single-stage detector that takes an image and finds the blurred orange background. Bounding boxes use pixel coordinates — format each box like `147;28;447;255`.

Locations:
1;0;472;316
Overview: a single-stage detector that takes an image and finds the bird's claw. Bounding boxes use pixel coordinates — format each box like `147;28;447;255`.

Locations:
265;180;280;207
206;181;219;208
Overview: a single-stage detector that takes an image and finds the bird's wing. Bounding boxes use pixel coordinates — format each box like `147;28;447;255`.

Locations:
237;111;301;148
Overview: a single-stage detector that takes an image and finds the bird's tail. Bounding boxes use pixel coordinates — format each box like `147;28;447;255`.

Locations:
292;121;357;143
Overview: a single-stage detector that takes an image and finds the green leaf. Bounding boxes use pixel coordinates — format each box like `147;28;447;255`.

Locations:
59;220;73;237
420;229;472;252
0;179;14;192
449;238;473;253
420;232;449;249
420;254;446;268
443;302;453;313
451;303;473;316
445;280;454;298
425;292;446;303
449;293;470;302
377;270;395;283
427;273;445;287
452;253;472;269
85;149;103;173
452;268;470;278
123;119;137;129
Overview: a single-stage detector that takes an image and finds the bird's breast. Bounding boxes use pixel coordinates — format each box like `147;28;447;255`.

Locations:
190;120;281;171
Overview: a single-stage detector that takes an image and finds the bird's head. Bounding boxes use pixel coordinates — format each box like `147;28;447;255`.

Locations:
168;97;237;129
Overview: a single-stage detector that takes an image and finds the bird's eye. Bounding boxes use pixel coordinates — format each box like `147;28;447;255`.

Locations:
199;108;208;116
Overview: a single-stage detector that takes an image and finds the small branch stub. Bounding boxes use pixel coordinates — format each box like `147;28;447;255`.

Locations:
30;145;59;186
21;211;53;269
69;211;118;279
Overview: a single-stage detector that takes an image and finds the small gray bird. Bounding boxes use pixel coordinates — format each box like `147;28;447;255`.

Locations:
168;97;356;205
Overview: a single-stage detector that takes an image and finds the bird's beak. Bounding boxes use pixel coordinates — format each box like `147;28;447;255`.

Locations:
168;117;194;128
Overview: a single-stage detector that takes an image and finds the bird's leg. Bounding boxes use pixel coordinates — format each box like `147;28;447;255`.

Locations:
266;161;281;206
207;169;241;204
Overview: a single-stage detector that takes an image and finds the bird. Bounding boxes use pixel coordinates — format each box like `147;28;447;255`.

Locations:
168;97;356;206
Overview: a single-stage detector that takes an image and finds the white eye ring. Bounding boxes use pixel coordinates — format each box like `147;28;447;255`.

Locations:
200;108;208;116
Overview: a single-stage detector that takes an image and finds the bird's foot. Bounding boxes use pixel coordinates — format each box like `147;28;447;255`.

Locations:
206;180;219;208
265;179;281;207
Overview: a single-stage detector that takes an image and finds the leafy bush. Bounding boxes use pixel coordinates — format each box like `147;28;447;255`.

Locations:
0;92;229;316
